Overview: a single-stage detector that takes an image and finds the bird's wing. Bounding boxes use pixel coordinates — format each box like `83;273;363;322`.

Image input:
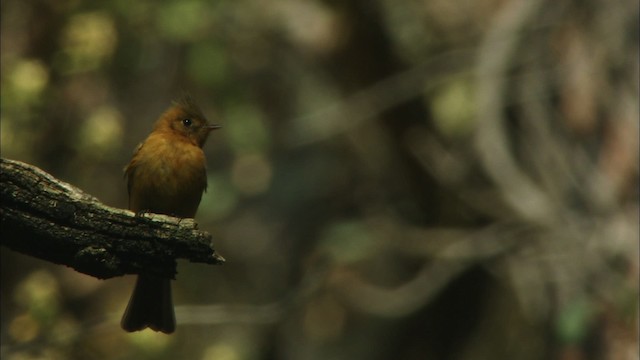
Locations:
123;142;144;197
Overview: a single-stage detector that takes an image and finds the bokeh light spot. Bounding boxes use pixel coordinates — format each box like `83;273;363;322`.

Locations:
202;343;240;360
58;12;117;73
8;313;40;343
77;106;124;158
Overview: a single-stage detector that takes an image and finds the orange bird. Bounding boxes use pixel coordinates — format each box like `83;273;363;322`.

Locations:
121;95;220;333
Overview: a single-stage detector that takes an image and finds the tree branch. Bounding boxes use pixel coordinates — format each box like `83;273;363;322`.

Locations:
0;158;224;280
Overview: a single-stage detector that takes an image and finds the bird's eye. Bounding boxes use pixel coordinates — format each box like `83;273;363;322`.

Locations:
182;118;192;127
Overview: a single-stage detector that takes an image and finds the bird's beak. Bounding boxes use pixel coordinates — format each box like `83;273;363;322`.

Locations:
207;124;222;131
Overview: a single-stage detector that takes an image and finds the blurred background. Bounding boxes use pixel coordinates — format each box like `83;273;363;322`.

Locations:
1;0;638;359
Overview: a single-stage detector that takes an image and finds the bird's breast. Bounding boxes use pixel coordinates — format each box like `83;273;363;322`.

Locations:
128;134;207;217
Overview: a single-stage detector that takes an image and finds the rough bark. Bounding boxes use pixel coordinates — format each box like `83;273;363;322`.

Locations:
0;158;224;280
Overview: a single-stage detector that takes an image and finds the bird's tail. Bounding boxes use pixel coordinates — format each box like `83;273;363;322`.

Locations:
121;275;175;333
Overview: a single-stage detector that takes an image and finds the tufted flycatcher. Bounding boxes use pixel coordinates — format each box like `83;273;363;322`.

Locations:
121;95;220;333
